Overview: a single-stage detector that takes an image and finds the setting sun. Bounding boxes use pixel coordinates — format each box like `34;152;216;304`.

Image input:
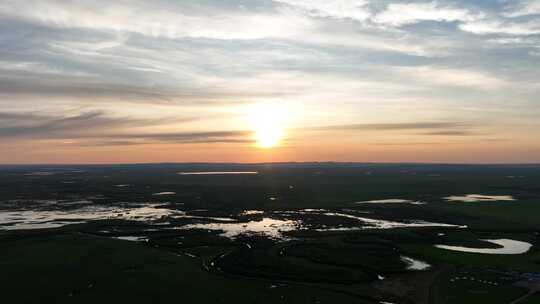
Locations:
246;103;289;149
2;2;540;304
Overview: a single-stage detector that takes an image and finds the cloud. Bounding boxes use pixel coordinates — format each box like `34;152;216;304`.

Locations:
0;111;193;139
0;77;177;102
0;18;447;107
106;130;251;142
0;0;312;40
82;138;253;146
0;0;539;164
487;37;540;45
307;122;464;131
0;110;252;146
371;142;443;146
276;1;482;29
422;130;479;136
0;0;457;59
503;0;540;17
459;19;540;35
273;0;371;21
530;48;540;56
393;66;509;90
0;111;137;138
300;122;476;136
373;1;480;27
87;131;253;146
371;1;540;37
301;121;485;138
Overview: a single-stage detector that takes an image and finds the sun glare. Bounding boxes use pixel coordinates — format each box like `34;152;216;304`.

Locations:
246;103;289;149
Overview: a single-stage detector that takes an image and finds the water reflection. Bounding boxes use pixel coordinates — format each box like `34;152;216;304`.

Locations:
444;194;515;202
178;171;258;175
180;218;299;239
357;199;425;205
318;212;466;230
239;210;264;216
25;172;55;176
115;236;148;242
152;192;176;196
0;204;179;230
400;256;430;270
0;200;466;237
435;239;532;254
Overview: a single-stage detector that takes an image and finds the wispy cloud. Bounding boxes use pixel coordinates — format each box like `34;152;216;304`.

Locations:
103;131;251;143
0;110;251;146
373;1;480;27
305;122;467;131
459;19;540;35
0;111;193;138
502;0;540;17
299;122;482;137
85;131;253;146
422;130;481;136
0;0;311;40
273;0;371;21
393;66;510;90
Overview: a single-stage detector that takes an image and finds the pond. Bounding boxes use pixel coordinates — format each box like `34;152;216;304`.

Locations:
0;203;179;230
400;256;431;270
356;199;425;205
180;217;299;239
177;171;258;175
435;239;532;254
444;194;515;202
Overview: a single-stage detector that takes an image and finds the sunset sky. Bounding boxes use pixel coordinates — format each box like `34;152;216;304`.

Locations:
1;0;539;164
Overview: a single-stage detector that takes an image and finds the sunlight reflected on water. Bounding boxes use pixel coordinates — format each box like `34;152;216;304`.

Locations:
435;239;531;254
444;194;515;202
180;218;299;239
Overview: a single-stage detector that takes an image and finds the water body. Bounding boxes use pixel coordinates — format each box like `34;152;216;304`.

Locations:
239;210;264;216
177;171;259;175
0;199;249;231
356;199;425;205
0;200;464;237
152;192;176;196
24;172;55;176
179;215;236;222
435;239;532;254
180;218;299;239
400;256;431;270
115;236;148;242
300;209;329;212
0;204;179;230
318;212;466;230
444;194;515;202
272;209;464;231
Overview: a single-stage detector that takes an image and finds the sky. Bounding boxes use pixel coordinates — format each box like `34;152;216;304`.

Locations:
1;0;539;164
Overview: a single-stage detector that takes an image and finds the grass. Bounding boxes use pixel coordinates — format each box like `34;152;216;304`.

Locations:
0;233;370;304
430;266;530;304
1;163;540;304
401;242;540;272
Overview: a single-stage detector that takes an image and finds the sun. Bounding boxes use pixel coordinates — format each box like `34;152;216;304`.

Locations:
246;102;288;149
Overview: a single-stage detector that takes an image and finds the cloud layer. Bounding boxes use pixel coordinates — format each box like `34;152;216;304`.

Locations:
0;0;539;163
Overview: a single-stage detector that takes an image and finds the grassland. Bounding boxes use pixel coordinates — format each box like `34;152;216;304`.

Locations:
1;163;539;303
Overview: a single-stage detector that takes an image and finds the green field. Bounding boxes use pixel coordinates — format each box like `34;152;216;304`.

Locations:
1;164;539;304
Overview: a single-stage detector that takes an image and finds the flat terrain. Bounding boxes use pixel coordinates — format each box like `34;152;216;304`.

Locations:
1;163;539;303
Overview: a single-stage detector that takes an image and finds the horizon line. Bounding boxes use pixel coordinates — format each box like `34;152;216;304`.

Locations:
1;161;540;167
